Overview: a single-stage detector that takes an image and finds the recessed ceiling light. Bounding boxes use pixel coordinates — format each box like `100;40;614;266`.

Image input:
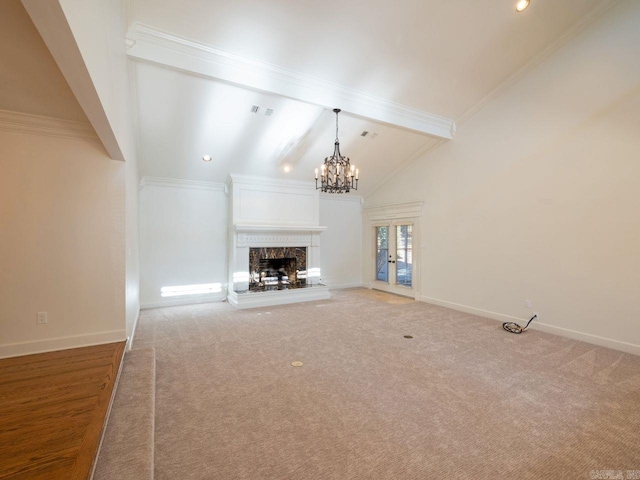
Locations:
283;164;292;173
202;155;212;162
516;0;530;12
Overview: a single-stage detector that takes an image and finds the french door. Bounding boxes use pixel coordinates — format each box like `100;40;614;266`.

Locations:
373;222;414;297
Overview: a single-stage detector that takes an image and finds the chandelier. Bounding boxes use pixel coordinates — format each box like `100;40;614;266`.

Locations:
315;108;358;193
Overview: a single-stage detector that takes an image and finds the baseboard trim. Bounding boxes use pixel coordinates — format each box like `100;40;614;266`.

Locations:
325;281;364;290
531;322;640;357
420;296;640;357
0;329;127;359
140;293;226;310
127;309;141;351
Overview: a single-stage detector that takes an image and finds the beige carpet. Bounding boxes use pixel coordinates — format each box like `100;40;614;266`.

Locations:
132;289;640;479
94;348;156;480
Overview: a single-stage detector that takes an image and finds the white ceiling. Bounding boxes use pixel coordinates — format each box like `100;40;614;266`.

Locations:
134;61;439;194
0;0;622;198
130;0;614;119
129;0;617;196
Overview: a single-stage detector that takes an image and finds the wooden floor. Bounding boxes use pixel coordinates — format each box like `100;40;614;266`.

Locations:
0;342;126;480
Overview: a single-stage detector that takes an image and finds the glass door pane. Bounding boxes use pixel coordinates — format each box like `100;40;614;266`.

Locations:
376;226;389;282
396;225;412;287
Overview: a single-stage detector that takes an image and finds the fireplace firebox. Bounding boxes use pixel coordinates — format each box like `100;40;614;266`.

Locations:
248;247;307;291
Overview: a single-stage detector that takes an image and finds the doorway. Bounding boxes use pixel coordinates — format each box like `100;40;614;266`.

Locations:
373;222;415;297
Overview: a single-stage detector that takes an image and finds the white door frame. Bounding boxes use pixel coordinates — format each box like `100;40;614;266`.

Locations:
364;202;423;300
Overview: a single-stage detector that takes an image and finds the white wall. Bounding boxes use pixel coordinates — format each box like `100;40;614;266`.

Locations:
139;180;363;307
0;130;126;358
319;195;363;289
62;0;142;338
125;119;140;338
139;181;228;308
23;0;141;343
58;0;142;339
364;0;640;354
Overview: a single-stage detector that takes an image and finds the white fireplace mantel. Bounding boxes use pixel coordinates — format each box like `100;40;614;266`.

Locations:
226;175;330;309
234;225;327;248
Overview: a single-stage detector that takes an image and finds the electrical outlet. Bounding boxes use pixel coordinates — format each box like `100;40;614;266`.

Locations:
37;312;48;324
533;312;539;321
525;299;532;308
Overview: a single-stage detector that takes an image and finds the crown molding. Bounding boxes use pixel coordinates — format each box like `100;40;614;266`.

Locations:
319;192;364;204
226;173;316;190
140;175;227;192
364;201;423;221
0;109;99;143
126;23;456;139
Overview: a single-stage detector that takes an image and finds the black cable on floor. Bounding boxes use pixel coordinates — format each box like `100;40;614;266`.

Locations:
503;314;537;334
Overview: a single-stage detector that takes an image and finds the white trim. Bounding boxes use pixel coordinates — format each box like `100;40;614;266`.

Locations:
226;173;316;190
532;322;640;357
0;329;127;359
227;174;320;227
420;296;640;357
233;225;327;233
126;23;456;139
367;212;421;299
127;309;141;351
140;292;226;309
227;285;330;309
325;281;365;290
0;109;100;143
140;175;226;192
319;192;364;204
365;201;424;221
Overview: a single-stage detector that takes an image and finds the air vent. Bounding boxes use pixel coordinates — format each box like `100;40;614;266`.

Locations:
361;131;369;137
250;105;260;114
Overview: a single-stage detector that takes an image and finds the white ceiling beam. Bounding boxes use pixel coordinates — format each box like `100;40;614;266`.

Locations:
126;23;456;139
21;0;125;160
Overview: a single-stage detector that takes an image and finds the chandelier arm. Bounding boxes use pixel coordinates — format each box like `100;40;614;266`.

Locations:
316;108;358;194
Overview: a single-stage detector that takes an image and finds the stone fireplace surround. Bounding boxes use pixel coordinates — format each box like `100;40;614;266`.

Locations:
226;174;330;309
249;247;307;291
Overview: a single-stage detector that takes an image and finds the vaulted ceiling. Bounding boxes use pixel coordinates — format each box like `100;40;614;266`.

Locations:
127;0;616;196
3;0;619;197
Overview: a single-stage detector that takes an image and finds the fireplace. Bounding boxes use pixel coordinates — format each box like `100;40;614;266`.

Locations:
226;174;330;308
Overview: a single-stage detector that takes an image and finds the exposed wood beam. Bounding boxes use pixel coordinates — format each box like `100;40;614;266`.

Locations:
126;23;456;139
